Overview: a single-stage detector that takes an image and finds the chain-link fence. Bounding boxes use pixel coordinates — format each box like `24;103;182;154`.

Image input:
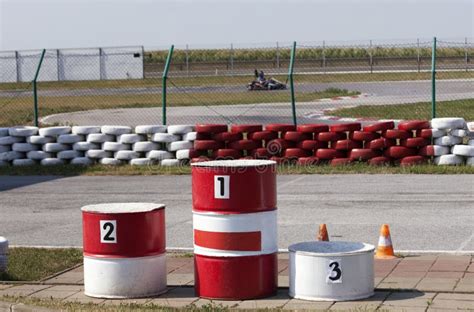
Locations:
0;38;472;127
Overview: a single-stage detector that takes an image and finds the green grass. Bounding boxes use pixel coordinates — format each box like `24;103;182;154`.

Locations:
0;248;82;281
329;98;474;121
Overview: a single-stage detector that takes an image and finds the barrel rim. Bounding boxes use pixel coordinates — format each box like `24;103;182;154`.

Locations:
289;241;375;256
192;209;277;215
191;159;276;168
81;202;165;213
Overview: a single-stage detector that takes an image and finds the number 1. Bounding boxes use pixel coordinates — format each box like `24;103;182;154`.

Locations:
214;175;230;199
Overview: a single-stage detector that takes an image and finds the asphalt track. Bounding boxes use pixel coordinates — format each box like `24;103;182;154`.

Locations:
1;174;473;252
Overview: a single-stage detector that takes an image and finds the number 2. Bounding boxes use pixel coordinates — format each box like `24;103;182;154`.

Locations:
214;176;230;199
100;220;117;243
326;259;342;283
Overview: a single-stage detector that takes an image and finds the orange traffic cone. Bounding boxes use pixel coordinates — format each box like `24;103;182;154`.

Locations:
317;224;329;241
375;224;397;259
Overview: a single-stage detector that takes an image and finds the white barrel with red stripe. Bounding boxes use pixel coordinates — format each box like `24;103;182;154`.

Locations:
192;160;278;300
81;203;167;298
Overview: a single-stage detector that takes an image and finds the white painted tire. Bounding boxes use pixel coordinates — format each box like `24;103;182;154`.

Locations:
431;118;466;130
13;159;36;166
450;129;468;138
167;125;194;135
434;154;464;165
43;143;70;153
86;150;112;159
427;145;450;156
160;159;180;167
466;157;474;166
114;150;140;160
58;150;82;160
0;151;25;161
41;158;66;166
27;136;55;144
135;125;167;134
87;133;115;143
0;237;9;254
434;136;463;146
0;136;24;145
132;142;160;152
100;158;123;166
8;126;38;137
467;122;474;132
0;160;8;167
101;125;132;135
469;140;474;146
430;129;447;138
451;145;474;157
0;128;9;136
176;149;191;160
167;141;193;152
130;158;154;166
39;126;72;137
0;145;11;153
12;143;39;152
102;142;131;152
183;132;197;141
146;150;174;160
117;134;145;144
72;126;101;135
73;142;100;151
151;133;180;143
27;151;52;160
71;157;94;166
57;134;85;144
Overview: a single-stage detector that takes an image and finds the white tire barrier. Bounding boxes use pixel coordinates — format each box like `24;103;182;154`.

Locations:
73;142;100;151
39;126;72;137
469;140;474;146
13;159;36;166
452;145;474;157
0;128;9;136
130;158;154;166
167;125;194;135
132;142;160;152
27;136;55;144
467;122;474;132
58;134;85;144
176;149;192;160
0;136;24;145
160;159;180;167
40;158;65;166
466;157;474;166
434;154;464;165
58;150;82;160
0;151;25;161
100;158;123;166
118;134;144;144
167;141;193;152
434;136;463;146
72;126;101;135
151;133;180;143
87;133;115;143
71;157;94;166
0;145;11;153
0;237;8;273
183;132;197;141
431;118;466;130
102;142;131;152
429;129;447;138
43;143;70;153
27;151;52;160
8;126;38;137
101;125;132;136
135;125;167;134
0;160;8;167
450;129;468;138
86;150;112;159
12;143;39;152
115;150;140;160
146;150;174;160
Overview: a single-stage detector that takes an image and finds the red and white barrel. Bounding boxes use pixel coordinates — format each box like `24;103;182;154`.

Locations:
192;159;278;300
81;203;167;298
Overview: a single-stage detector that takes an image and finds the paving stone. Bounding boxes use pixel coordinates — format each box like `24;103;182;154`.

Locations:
11;303;54;312
402;255;438;261
62;291;106;304
170;263;194;274
0;285;52;297
378;277;422;289
467;263;474;273
278;275;289;288
388;270;426;278
0;285;12;290
102;298;152;305
435;293;474;301
167;273;194;286
425;271;464;278
193;298;241;308
379;304;428;312
29;287;81;300
430;260;469;272
455;280;474;292
416;278;458;292
236;289;290;309
430;298;474;310
282;298;333;310
147;286;198;308
328;291;389;311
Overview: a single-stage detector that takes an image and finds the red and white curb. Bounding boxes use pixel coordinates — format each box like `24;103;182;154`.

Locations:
315;93;370;102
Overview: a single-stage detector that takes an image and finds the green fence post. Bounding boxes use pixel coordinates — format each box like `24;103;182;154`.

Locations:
162;45;174;125
289;41;297;126
32;49;46;127
431;37;437;119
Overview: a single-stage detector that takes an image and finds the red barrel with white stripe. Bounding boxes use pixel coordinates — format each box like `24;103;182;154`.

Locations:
192;160;278;300
82;203;167;298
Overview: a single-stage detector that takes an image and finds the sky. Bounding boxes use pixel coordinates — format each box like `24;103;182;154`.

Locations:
0;0;473;51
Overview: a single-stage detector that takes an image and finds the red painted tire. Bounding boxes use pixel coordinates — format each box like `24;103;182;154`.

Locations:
398;120;430;131
195;132;212;140
333;139;362;151
297;157;320;165
382;129;412;139
191;156;214;163
187;149;203;159
384;146;418;159
266;139;294;155
212;149;242;159
416;129;433;139
349;131;380;142
194;140;224;150
270;156;292;165
368;156;392;166
195;124;228;134
315;149;345;160
284;131;312;142
363;121;395;132
297;140;327;150
230;124;263;134
366;138;396;150
349;149;381;161
248;131;278;141
265;124;296;133
399;156;427;166
329;122;361;132
400;137;430;148
297;124;329;133
284;148;310;158
330;158;353;166
212;132;243;142
317;132;346;142
228;139;259;150
251;148;272;159
239;156;255;160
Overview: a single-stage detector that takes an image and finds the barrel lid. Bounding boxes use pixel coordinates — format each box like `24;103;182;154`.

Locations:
289;241;374;256
192;159;276;168
81;202;165;214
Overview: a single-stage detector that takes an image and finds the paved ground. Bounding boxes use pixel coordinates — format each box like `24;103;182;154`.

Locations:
0;254;473;311
0;174;473;252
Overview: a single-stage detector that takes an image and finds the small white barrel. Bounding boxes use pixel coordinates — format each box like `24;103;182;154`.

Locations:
0;236;8;273
289;241;374;301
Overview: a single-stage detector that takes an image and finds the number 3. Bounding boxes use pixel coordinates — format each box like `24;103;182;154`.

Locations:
100;220;117;243
327;259;342;283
